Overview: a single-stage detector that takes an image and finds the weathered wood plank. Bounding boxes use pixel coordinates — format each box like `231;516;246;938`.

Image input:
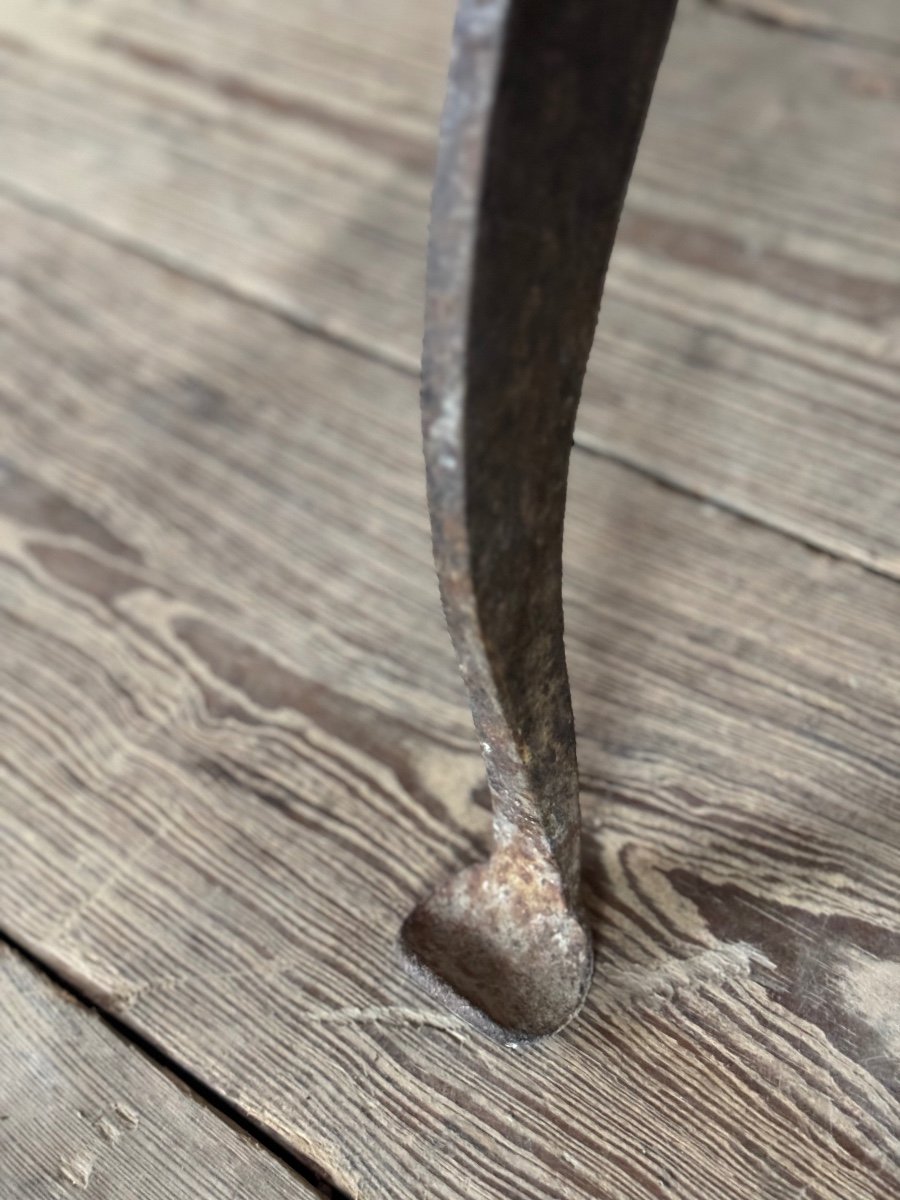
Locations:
2;194;899;1199
706;0;900;51
0;946;323;1198
0;0;897;569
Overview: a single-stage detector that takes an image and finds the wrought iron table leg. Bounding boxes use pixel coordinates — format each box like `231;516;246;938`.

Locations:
400;0;678;1043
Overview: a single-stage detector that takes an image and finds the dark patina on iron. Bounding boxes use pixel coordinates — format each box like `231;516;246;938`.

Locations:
400;0;678;1044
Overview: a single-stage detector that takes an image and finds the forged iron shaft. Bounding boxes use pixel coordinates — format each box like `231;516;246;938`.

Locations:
400;0;678;1043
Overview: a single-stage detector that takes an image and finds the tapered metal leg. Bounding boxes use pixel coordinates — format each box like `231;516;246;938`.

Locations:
400;0;678;1043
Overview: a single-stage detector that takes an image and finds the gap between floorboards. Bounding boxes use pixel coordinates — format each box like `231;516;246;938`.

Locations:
0;929;352;1200
1;173;896;593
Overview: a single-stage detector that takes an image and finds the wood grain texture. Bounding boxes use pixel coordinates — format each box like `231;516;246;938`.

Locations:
0;0;897;569
705;0;900;51
0;946;322;1198
2;190;900;1198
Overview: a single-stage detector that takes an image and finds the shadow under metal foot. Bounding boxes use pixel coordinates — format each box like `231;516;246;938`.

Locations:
400;0;677;1044
400;849;593;1045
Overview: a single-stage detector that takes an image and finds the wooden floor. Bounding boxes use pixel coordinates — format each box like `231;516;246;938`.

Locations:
2;0;899;1196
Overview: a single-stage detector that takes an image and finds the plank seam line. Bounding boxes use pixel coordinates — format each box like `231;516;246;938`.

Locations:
571;436;900;584
0;176;417;377
700;0;900;55
0;930;353;1200
2;174;897;590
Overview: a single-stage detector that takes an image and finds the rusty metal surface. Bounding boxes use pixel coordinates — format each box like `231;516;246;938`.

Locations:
400;0;678;1043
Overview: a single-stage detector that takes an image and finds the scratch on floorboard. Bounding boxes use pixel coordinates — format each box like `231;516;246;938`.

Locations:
48;815;178;944
595;944;778;1010
48;954;473;1041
